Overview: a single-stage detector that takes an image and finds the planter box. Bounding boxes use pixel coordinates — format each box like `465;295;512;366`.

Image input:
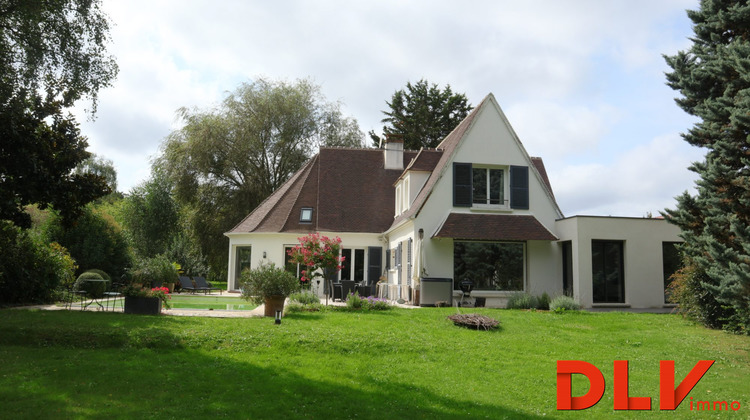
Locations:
124;296;162;315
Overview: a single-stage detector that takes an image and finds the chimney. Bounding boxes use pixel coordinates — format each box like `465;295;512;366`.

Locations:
383;134;404;170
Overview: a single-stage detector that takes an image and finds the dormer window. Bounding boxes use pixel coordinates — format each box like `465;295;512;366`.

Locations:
300;207;313;223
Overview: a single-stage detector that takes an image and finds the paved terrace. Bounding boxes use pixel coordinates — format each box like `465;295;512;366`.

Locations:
14;294;419;318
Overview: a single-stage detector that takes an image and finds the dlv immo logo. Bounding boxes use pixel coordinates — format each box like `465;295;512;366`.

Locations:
557;360;741;412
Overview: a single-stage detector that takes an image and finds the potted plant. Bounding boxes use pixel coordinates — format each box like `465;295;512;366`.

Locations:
122;286;171;315
131;254;179;289
240;262;300;317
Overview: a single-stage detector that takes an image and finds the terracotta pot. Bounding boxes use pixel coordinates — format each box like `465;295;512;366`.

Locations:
264;295;286;317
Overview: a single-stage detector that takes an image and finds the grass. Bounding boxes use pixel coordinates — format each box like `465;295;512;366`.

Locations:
0;308;747;419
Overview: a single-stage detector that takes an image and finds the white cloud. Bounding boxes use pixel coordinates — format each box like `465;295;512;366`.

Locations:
71;0;698;201
553;134;704;217
505;102;620;161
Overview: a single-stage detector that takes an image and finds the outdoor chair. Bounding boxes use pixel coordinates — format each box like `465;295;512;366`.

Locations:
103;282;123;311
178;276;198;293
341;280;356;300
193;276;222;295
63;283;84;310
329;281;343;302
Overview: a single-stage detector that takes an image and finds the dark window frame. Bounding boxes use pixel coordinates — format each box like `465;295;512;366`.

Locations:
300;207;313;223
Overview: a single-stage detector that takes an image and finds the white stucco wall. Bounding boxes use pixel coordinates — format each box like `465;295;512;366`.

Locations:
555;216;682;309
388;100;564;308
226;231;385;295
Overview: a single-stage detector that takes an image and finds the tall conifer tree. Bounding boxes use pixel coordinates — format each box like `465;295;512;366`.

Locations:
663;0;750;333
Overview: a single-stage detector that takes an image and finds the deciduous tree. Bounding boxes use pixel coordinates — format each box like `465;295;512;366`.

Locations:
158;77;363;278
0;0;118;227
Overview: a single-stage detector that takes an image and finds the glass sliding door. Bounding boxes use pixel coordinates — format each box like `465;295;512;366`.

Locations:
234;246;252;290
591;240;624;303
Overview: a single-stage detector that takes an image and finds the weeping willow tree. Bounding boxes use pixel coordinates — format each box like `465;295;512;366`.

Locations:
157;77;363;279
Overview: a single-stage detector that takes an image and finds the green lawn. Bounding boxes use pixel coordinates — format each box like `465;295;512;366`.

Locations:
0;308;747;419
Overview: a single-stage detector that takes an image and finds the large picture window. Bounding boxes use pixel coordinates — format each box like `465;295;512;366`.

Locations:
454;241;524;291
592;240;624;303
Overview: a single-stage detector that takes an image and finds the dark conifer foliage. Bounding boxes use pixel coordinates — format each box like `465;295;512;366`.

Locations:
370;80;472;150
663;0;750;333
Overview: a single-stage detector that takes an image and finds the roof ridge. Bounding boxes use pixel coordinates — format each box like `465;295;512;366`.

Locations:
275;155;319;231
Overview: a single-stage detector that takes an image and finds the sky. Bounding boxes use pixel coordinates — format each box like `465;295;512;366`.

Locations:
73;0;704;218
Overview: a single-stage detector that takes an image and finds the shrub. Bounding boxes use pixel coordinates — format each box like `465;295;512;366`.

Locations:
289;291;320;305
550;295;582;313
240;262;300;305
74;271;107;298
668;260;738;331
362;296;391;310
506;292;538;309
346;291;363;309
131;254;179;288
285;302;325;313
43;206;132;279
84;269;111;281
537;292;551;310
342;292;391;311
0;221;77;305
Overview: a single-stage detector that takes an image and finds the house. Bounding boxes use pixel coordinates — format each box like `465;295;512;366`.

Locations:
225;94;682;310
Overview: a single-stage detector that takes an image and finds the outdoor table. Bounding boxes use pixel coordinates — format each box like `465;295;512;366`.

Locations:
80;278;108;311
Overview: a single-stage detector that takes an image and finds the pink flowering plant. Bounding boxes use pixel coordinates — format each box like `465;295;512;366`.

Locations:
287;233;345;283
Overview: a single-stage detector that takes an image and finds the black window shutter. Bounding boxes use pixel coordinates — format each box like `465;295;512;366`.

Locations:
385;248;391;270
367;247;382;286
510;165;529;209
453;162;472;207
407;238;413;286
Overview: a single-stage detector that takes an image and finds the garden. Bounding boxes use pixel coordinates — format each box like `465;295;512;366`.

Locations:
1;307;747;419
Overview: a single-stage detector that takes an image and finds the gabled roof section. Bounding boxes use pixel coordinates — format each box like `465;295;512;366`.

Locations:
387;95;487;229
227;147;418;235
388;93;562;231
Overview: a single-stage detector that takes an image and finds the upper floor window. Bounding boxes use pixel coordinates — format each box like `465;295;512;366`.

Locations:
454;162;529;209
473;167;505;206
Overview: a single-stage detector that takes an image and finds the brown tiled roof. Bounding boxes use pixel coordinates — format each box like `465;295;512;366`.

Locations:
405;149;443;172
433;213;558;241
227;147;418;234
531;157;555;200
394;148;444;185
